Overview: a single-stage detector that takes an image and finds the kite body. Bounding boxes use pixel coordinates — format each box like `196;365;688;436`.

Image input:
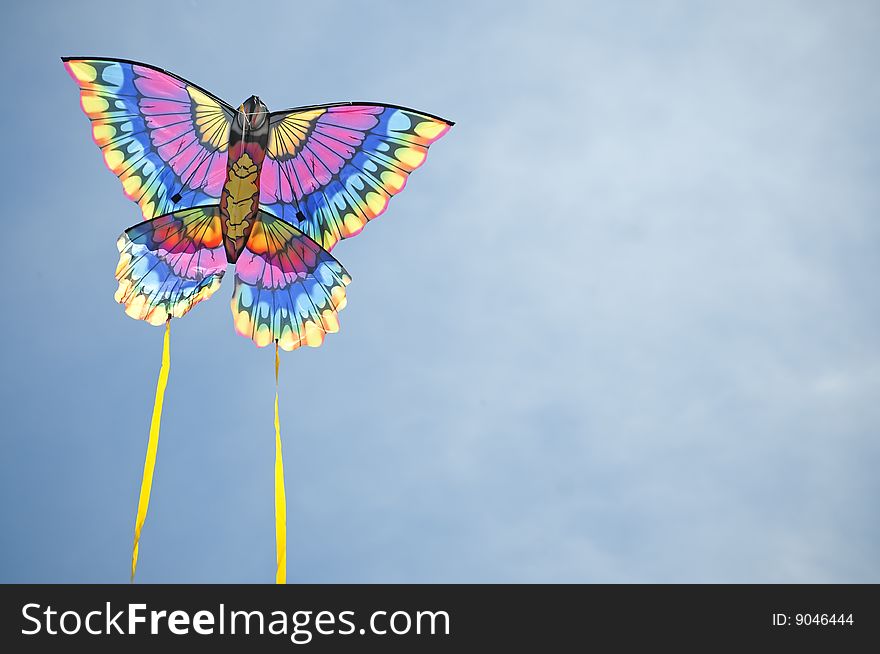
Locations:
62;57;452;349
221;95;270;262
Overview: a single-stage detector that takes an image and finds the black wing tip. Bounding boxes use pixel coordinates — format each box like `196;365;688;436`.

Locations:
62;55;119;62
57;57;236;113
57;62;458;126
62;55;138;63
269;102;455;126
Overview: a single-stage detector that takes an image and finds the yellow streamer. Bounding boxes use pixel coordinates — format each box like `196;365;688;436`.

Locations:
130;318;171;583
275;341;287;584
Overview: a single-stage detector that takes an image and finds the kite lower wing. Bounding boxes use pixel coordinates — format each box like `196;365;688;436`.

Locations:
116;207;228;324
231;211;351;350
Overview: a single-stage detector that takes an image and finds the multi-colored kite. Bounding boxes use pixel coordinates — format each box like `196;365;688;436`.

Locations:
63;56;452;583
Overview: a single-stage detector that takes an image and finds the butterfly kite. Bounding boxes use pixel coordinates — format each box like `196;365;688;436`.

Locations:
63;57;452;582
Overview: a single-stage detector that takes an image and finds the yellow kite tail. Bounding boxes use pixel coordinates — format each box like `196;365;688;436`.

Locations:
275;340;287;584
130;318;171;583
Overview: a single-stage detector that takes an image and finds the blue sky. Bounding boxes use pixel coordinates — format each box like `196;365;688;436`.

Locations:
1;0;878;582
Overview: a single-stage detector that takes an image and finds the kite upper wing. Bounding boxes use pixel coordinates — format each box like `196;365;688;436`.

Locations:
63;57;235;220
259;103;453;251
